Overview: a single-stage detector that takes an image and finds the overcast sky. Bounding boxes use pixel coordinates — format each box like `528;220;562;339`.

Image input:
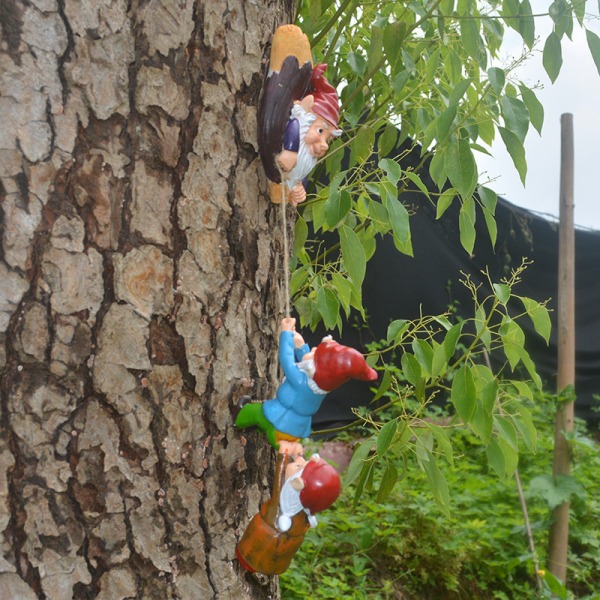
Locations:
476;1;600;231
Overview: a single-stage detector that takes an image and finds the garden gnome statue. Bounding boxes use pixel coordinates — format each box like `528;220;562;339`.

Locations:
235;317;377;449
236;444;341;575
258;24;342;204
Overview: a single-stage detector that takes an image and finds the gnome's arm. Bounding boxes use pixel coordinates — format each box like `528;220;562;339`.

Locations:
279;330;307;388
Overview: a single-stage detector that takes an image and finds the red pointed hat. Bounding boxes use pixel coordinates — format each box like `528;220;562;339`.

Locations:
311;64;340;127
299;459;341;514
313;339;377;392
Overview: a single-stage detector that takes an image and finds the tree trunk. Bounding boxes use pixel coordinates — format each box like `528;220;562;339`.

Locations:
0;1;294;597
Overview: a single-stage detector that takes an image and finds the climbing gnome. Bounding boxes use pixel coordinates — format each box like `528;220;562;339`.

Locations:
236;442;341;575
235;317;377;449
257;24;342;205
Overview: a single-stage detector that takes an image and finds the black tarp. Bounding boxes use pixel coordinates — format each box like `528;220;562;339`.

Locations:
302;144;600;429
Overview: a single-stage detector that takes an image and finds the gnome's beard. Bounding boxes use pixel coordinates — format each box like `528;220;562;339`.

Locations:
297;358;327;395
277;472;305;532
284;105;318;190
278;471;319;532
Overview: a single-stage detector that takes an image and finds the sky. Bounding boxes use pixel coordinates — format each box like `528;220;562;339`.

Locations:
476;1;600;231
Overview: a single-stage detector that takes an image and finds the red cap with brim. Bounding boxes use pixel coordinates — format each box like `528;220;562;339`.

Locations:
312;340;377;392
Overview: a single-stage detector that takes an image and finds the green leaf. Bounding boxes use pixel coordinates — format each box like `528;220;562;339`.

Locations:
378;124;399;157
383;195;413;256
517;0;535;48
324;189;351;228
478;185;497;214
529;474;586;509
586;28;600;77
487;67;505;95
500;317;525;369
317;286;340;329
501;95;530;143
443;322;463;359
293;215;308;260
459;195;476;255
494;415;519;450
486;437;518;478
446;136;478;199
344;437;375;486
340;224;366;288
431;342;447;380
421;450;450;515
519;84;544;135
367;24;384;74
475;304;492;350
354;124;375;163
428;423;454;465
460;17;482;63
377;419;397;456
371;367;392;403
377;462;399;502
470;403;494;444
499;126;527;184
378;158;402;186
448;78;472;107
543;32;563;82
331;272;354;315
493;283;511;305
451;365;476;423
429;151;447;190
387;319;408;343
519;296;551;343
290;266;309;296
412;338;434;378
404;171;431;200
401;352;422;387
347;51;366;77
436;188;456;219
436;105;457;143
383;21;407;70
513;406;537;452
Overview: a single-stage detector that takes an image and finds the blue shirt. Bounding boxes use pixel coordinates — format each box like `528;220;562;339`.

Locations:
262;330;327;439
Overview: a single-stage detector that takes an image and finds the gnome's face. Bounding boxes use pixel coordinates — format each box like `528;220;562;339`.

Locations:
304;116;336;158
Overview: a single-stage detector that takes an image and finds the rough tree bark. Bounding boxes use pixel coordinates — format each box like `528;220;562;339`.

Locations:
0;1;295;598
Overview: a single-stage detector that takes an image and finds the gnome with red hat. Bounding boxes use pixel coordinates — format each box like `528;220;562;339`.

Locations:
235;317;377;449
257;24;342;205
274;64;342;205
235;443;341;575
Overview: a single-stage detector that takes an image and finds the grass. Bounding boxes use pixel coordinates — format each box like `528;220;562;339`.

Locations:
280;397;600;599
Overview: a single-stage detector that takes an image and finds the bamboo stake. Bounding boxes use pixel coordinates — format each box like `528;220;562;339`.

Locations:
548;113;576;584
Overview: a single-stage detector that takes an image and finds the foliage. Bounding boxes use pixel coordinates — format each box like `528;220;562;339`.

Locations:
280;397;600;599
285;0;599;592
339;261;549;515
292;0;600;329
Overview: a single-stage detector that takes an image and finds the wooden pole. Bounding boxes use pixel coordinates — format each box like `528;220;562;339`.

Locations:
548;113;576;583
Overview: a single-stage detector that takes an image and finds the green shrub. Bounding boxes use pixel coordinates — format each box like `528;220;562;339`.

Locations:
281;397;600;599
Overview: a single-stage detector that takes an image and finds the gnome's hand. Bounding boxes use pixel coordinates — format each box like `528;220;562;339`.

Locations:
288;183;307;206
281;317;296;332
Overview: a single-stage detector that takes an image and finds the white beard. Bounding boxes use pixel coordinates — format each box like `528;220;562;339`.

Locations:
297;358;327;395
284;105;318;190
277;472;306;532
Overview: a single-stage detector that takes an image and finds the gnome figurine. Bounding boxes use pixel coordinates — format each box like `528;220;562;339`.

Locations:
235;317;377;449
236;443;341;575
258;24;342;204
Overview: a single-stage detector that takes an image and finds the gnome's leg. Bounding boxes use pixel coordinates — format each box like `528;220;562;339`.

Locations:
235;403;279;448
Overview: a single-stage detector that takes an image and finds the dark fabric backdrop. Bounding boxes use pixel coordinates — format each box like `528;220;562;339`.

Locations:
303;142;600;429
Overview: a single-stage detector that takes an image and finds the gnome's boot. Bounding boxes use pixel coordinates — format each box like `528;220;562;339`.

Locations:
235;402;279;448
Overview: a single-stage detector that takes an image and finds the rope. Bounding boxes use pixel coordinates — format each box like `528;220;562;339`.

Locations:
278;169;291;318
